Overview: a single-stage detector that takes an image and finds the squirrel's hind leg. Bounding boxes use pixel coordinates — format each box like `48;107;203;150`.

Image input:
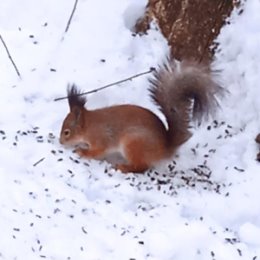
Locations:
115;137;154;173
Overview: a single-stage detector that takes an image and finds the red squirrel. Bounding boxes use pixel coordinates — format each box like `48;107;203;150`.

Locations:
59;59;223;173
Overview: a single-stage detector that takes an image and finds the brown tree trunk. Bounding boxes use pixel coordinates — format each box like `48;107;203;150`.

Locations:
135;0;240;62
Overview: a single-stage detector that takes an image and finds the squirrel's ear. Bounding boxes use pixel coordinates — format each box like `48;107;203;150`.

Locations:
71;106;84;127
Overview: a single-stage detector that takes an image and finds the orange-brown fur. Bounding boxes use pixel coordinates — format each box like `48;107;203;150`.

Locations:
60;59;223;173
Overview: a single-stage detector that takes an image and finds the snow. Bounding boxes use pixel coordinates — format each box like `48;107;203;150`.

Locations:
0;0;260;259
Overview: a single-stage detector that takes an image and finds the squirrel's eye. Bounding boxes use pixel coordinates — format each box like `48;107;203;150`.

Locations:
64;129;71;137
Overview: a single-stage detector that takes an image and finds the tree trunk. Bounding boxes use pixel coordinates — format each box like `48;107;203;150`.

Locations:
135;0;240;62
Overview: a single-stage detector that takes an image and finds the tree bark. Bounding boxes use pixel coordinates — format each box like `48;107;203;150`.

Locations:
135;0;240;62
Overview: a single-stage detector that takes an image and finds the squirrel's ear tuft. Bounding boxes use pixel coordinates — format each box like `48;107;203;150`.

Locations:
67;84;87;111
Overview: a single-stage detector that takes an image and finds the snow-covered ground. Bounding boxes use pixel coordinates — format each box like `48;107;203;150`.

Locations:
1;0;260;259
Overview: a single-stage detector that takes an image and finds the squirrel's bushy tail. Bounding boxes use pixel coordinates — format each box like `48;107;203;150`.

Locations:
149;59;223;152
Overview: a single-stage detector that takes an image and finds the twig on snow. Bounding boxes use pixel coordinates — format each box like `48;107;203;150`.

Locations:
64;0;79;35
33;157;45;167
0;34;21;78
54;67;155;102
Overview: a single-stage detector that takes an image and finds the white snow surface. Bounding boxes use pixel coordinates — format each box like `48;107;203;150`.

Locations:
0;0;260;259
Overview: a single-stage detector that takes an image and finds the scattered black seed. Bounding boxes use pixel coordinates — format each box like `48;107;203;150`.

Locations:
40;255;46;258
105;200;111;204
57;158;63;162
138;241;144;245
58;150;63;154
207;125;211;130
81;227;88;234
234;166;245;172
81;208;87;214
36;214;42;219
100;59;106;63
30;223;34;227
13;228;20;232
225;238;238;244
253;256;257;260
50;68;56;72
54;208;60;214
191;148;196;155
33;41;38;44
13;142;17;146
48;132;55;138
237;248;242;256
157;179;169;185
211;251;215;257
0;130;5;135
29;35;34;38
140;228;146;233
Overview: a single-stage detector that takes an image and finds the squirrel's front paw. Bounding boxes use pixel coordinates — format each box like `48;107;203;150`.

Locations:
74;147;88;157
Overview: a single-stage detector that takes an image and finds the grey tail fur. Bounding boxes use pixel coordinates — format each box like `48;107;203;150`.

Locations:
67;84;87;110
149;59;223;152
